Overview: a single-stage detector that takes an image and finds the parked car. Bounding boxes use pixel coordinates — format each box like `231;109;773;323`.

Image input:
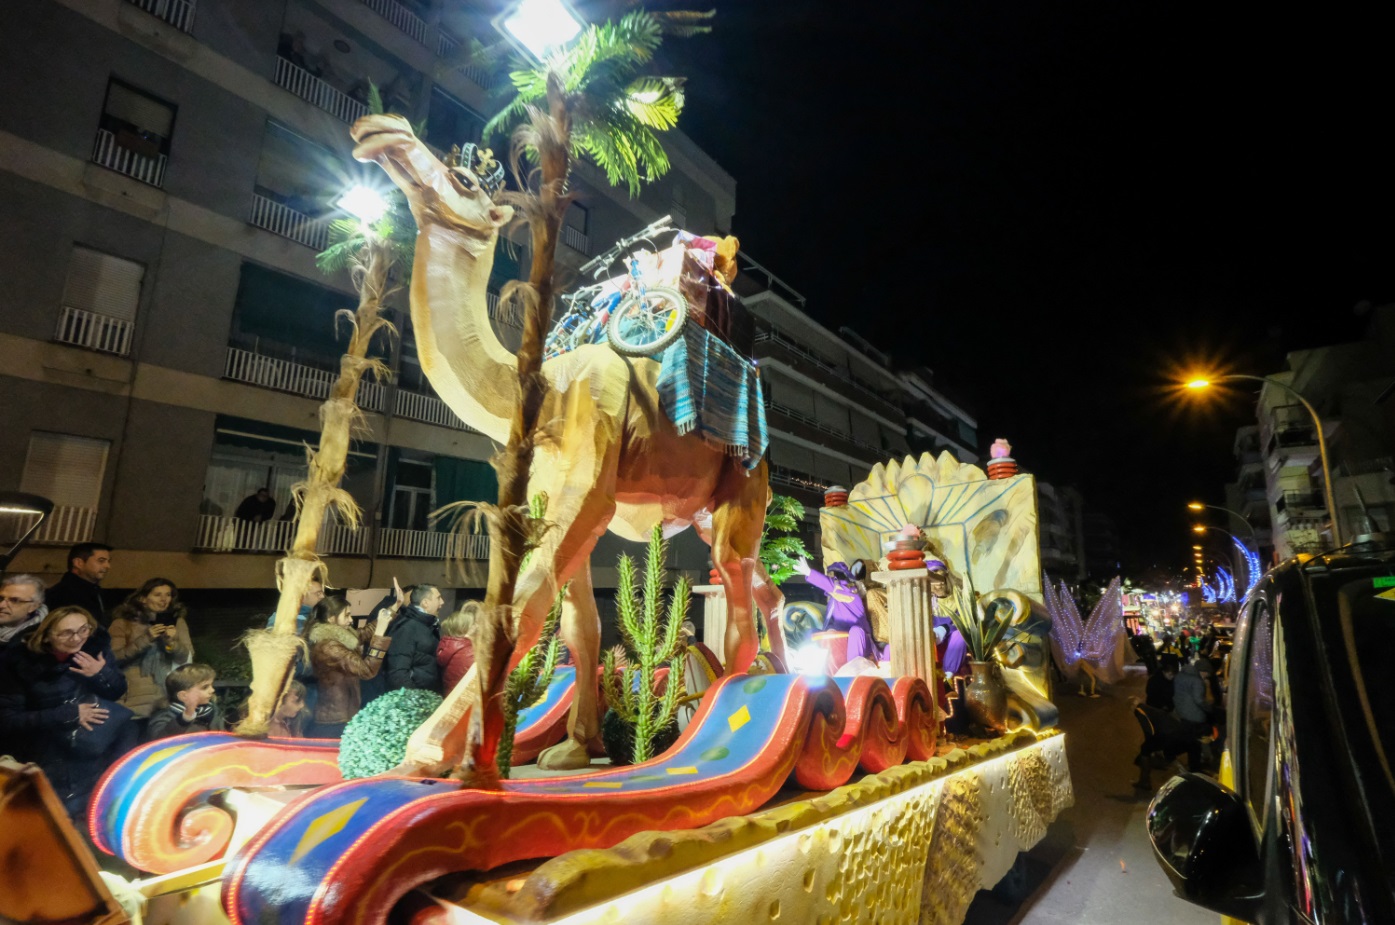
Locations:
1146;534;1395;923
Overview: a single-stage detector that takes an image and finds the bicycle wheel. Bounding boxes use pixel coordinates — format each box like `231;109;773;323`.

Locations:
605;287;688;356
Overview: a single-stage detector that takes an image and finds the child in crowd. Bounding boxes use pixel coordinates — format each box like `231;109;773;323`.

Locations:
436;601;479;693
268;680;310;737
146;663;223;740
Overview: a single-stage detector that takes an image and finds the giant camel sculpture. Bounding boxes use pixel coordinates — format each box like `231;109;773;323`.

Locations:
350;114;771;773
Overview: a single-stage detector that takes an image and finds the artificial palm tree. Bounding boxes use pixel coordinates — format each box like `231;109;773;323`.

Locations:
453;7;709;778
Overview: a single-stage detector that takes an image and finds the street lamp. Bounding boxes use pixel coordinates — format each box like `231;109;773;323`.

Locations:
496;0;583;59
1185;375;1341;546
1186;501;1258;543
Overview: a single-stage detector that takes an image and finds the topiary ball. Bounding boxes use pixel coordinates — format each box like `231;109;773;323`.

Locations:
338;688;444;779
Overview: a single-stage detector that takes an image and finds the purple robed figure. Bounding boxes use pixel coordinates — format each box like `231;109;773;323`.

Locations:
796;560;886;664
927;559;969;676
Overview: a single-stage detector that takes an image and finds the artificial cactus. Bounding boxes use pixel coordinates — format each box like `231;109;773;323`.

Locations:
496;585;565;778
601;525;690;764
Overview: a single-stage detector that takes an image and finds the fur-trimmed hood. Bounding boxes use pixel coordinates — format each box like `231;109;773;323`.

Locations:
308;621;361;650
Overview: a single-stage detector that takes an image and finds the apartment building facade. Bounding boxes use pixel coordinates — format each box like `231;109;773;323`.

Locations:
0;0;735;592
1037;482;1085;582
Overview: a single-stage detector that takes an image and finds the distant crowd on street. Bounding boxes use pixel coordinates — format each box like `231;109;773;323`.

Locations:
1128;623;1228;789
0;540;480;822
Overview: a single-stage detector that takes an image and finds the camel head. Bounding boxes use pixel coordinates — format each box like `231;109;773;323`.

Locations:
351;113;512;249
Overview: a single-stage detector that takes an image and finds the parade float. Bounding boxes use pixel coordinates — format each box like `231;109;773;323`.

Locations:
3;15;1073;920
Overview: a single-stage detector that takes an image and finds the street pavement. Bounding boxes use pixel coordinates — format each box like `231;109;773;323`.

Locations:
962;665;1218;925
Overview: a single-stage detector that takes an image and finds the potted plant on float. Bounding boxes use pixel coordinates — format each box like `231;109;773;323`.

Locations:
945;578;1023;734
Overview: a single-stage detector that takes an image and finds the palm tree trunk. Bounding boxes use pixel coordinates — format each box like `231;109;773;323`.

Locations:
237;234;393;736
462;76;572;779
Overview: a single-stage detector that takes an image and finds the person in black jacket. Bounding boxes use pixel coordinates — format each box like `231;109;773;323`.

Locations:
0;605;133;819
385;584;443;693
45;542;114;625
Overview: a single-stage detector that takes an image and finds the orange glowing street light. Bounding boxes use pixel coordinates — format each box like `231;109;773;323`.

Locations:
1192;525;1207;535
1183;372;1341;545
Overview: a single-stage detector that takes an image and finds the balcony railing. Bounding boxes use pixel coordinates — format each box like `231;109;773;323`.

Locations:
224;347;386;411
769;464;828;493
487;290;522;328
91;129;167;188
360;0;426;44
1281;490;1325;512
274;56;369;125
250;194;328;250
378;527;490;559
436;30;496;88
3;505;99;546
754;330;897;413
194;514;366;555
125;0;195;32
765;400;881;459
55;306;134;356
394;388;479;432
562;225;591;255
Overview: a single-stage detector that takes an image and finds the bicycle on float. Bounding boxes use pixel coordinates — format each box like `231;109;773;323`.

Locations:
544;214;689;359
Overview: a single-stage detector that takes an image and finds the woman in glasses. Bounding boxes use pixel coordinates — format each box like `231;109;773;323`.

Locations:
0;605;133;819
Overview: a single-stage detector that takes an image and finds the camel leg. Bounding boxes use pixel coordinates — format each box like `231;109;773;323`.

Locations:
711;459;770;673
751;561;788;666
537;560;602;770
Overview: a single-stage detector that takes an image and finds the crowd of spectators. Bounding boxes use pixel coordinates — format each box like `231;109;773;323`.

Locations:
1129;624;1227;790
0;541;480;823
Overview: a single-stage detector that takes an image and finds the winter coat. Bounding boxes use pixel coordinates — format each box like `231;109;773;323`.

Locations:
308;622;390;725
0;627;131;815
437;635;475;693
385;606;442;693
109;606;194;717
146;701;225;740
45;573;107;624
1173;662;1211;725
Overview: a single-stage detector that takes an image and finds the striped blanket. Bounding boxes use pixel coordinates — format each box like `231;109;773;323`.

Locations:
657;323;768;468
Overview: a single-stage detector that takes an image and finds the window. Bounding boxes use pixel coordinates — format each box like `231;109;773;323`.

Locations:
21;433;109;544
1241;599;1275;827
427;87;486;151
563;204;590;254
55;246;144;355
566;203;589;234
93;79;175;187
389;459;434;531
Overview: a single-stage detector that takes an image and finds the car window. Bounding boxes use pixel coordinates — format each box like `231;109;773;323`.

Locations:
1333;577;1395;798
1242;600;1275;828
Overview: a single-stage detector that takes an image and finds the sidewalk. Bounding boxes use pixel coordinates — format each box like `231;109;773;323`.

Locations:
963;666;1216;925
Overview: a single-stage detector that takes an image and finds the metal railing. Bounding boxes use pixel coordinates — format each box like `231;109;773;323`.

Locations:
436;30;496;88
54;306;134;356
194;514;366;555
224;346;386;411
377;527;490;559
765;400;882;459
1281;490;1325;511
125;0;195;32
769;464;828;493
273;56;369;125
1339;456;1395;477
487;290;522;328
736;253;807;308
91;129;167;188
562;225;591;255
5;505;98;546
393;388;479;432
359;0;426;44
250;194;328;250
753;330;897;411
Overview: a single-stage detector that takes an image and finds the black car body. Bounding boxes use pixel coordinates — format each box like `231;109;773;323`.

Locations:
1147;536;1395;924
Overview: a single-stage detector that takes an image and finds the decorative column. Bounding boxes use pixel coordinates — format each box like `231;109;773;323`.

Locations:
693;584;728;666
874;569;938;685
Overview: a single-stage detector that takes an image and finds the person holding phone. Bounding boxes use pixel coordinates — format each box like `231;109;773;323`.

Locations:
108;578;193;723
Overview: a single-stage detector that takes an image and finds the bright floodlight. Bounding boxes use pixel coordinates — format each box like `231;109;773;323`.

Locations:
500;0;583;59
791;643;828;678
337;185;388;224
1186;378;1212;390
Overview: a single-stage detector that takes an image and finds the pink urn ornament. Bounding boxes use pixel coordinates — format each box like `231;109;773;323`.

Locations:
986;438;1019;480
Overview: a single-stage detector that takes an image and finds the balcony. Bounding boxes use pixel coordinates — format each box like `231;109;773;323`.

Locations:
377;527;489;559
436;30;496;89
224;346;386;411
274;56;369;125
359;0;426;45
54;306;134;356
194;514;366;555
0;505;97;547
487;290;522;328
250;193;328;250
562;225;591;255
769;464;828;493
765;400;881;461
91;128;167;188
125;0;195;32
753;330;902;420
393;387;479;432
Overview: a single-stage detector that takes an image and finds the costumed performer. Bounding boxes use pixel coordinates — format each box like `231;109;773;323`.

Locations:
926;559;968;676
793;558;885;664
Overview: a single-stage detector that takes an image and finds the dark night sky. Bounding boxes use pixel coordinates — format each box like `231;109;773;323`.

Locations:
648;1;1395;575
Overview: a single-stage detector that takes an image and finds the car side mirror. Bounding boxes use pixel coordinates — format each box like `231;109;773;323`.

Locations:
1147;772;1263;920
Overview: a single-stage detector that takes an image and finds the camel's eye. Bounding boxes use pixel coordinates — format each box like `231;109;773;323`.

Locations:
449;167;480;195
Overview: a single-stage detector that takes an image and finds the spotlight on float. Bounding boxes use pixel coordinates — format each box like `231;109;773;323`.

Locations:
792;643;828;678
495;0;583;59
337;185;389;226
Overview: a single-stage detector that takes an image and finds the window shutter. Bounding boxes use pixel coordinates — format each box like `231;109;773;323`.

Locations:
20;433;110;509
63;247;144;322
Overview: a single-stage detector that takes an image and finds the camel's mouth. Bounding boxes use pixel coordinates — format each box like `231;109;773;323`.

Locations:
351;128;416;164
